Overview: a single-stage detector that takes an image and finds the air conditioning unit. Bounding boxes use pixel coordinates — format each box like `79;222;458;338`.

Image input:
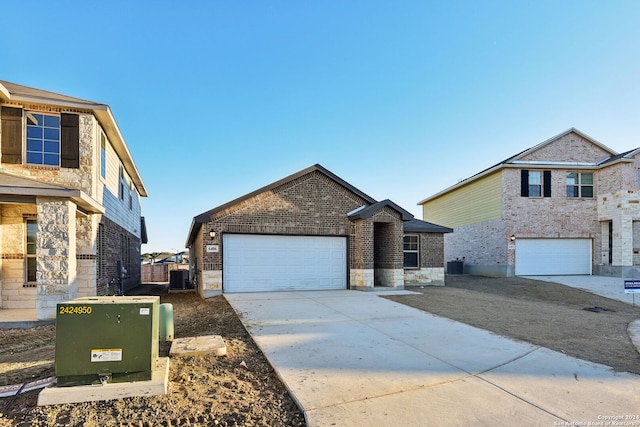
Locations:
170;269;189;290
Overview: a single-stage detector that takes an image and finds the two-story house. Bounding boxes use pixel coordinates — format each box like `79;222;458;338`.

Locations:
0;80;147;319
419;128;640;278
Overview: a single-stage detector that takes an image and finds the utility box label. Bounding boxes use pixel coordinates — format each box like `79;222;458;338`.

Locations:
91;349;123;362
624;280;640;293
140;308;150;315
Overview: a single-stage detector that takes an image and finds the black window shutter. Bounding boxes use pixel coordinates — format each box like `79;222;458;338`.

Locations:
1;106;23;164
543;170;552;197
520;170;529;197
61;113;79;168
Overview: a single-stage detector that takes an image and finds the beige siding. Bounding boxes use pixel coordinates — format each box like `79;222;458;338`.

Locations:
103;132;121;197
422;172;502;228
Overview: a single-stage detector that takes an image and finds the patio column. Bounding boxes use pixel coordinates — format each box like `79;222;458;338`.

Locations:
36;199;77;319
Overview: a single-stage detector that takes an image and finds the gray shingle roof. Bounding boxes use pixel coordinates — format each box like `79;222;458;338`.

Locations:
347;199;413;221
403;218;452;233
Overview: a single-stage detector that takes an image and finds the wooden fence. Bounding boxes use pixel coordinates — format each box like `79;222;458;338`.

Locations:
141;263;189;283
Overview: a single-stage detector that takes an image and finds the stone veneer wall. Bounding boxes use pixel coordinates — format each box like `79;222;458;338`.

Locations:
350;269;374;290
597;189;640;272
36;200;77;319
375;269;404;287
404;268;445;285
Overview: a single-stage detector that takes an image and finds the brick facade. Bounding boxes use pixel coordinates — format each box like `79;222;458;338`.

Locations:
98;215;142;294
189;166;448;296
422;129;640;278
202;171;366;270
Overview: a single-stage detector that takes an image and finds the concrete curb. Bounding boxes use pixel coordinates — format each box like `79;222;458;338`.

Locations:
628;320;640;355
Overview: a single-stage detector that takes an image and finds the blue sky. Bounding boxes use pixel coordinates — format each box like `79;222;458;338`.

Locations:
2;1;639;253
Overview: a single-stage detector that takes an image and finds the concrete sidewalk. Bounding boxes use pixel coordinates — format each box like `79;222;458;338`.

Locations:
226;290;640;427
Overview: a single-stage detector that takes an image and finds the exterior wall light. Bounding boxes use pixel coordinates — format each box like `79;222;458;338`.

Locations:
510;234;516;242
209;230;216;239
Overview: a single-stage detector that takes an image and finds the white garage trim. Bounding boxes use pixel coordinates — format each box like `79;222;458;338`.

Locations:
515;238;592;276
223;234;347;292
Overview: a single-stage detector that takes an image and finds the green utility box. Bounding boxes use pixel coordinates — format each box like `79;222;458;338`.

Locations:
55;296;160;387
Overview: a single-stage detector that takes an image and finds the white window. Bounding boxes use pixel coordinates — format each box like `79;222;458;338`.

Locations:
566;172;593;198
403;235;419;269
528;171;542;197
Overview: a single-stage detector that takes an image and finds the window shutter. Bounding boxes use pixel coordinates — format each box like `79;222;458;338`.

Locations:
1;106;23;164
61;113;79;168
520;170;529;197
543;170;552;197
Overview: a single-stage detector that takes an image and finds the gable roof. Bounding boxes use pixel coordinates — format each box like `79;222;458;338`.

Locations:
418;128;624;205
347;199;414;221
186;164;378;247
0;80;147;197
193;164;377;225
598;147;640;166
188;163;450;247
509;128;616;163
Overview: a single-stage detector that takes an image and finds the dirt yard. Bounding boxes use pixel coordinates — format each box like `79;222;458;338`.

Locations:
1;276;640;426
0;289;306;427
387;275;640;375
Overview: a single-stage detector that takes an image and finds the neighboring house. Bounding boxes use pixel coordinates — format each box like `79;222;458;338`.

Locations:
143;251;188;264
0;80;147;319
186;164;451;297
419;128;640;278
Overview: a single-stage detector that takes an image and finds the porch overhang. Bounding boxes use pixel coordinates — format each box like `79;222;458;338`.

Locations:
0;173;105;214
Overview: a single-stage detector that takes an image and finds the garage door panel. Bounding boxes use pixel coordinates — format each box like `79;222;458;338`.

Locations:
516;239;592;276
223;234;347;292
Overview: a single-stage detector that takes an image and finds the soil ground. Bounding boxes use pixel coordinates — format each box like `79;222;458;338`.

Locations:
1;276;640;426
387;275;640;374
0;288;306;427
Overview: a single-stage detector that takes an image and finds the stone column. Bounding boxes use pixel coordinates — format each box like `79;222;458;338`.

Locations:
36;199;77;320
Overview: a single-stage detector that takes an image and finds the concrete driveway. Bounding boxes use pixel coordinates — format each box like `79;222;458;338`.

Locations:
226;290;640;427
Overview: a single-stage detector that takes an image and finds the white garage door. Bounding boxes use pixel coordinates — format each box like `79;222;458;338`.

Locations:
515;239;592;275
223;234;347;292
